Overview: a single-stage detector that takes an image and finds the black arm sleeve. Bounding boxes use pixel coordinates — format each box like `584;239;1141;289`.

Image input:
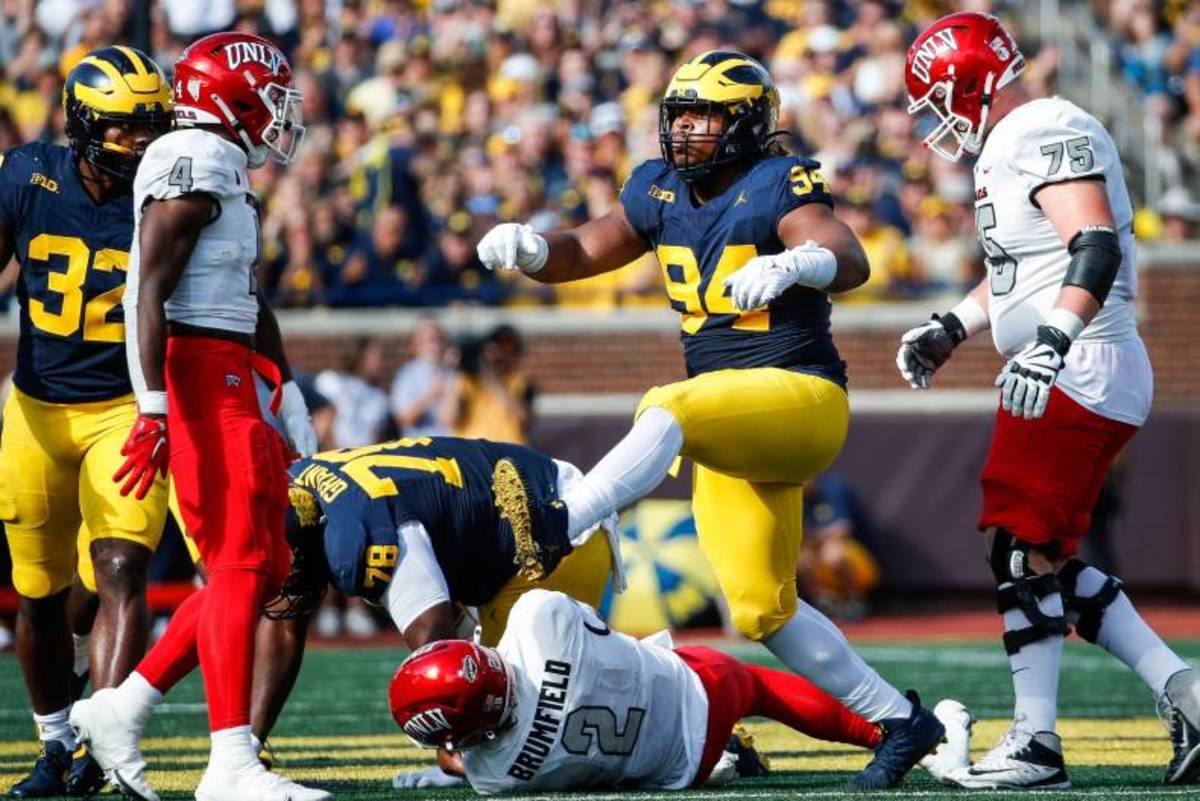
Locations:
1063;227;1121;305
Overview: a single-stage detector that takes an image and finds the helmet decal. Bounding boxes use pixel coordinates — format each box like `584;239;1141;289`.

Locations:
910;28;958;86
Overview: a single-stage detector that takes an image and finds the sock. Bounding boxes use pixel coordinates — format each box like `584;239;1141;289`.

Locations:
1002;590;1064;733
764;603;912;722
562;406;682;540
747;663;881;748
1075;566;1189;697
108;671;162;728
199;569;267;731
137;586;204;694
209;724;259;771
33;707;76;751
72;633;90;678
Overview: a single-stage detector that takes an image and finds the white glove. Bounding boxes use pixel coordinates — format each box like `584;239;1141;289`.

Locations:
279;380;318;457
896;313;967;390
995;325;1070;420
723;240;837;311
392;767;465;790
476;223;549;274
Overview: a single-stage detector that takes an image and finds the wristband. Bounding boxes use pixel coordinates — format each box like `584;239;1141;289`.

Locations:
137;391;168;416
949;295;989;337
1046;307;1086;341
784;241;837;289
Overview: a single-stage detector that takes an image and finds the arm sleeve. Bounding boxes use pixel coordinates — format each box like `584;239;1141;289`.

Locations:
0;149;25;231
384;521;451;634
772;156;834;227
1008;107;1114;203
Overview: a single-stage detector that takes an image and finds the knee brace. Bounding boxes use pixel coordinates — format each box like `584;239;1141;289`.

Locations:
1058;558;1124;643
990;529;1070;655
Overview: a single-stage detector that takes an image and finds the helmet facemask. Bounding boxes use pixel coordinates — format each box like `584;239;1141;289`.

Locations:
907;70;995;164
259;81;306;165
75;112;173;183
658;96;770;184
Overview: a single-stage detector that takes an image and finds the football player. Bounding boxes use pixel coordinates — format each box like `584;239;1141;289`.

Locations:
477;50;944;789
0;47;172;798
68;32;321;801
388;591;958;793
248;436;622;747
897;11;1200;788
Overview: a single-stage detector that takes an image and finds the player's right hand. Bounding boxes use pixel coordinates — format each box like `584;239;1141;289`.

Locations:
476;223;549;274
895;313;967;389
392;767;464;790
113;415;169;499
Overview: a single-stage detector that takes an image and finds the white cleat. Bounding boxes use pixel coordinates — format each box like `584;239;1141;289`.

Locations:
69;688;159;801
921;699;975;783
195;761;331;801
946;726;1071;789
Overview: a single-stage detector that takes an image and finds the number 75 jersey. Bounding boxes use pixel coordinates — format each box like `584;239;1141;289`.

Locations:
973;96;1138;358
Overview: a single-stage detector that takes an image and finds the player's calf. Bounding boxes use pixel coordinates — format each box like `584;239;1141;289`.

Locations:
89;538;153;689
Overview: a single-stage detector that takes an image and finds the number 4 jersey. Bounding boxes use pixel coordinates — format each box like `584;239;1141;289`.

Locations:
462;590;709;794
974;96;1151;425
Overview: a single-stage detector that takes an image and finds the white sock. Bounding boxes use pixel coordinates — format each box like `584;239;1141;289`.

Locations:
1002;589;1064;733
562;406;682;539
1075;566;1189;697
209;724;260;771
764;602;912;722
110;671;162;727
34;707;76;751
72;633;90;678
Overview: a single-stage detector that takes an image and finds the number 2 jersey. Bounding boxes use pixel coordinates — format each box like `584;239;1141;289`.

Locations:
462;590;709;794
974;96;1151;425
620;155;845;385
0;142;135;402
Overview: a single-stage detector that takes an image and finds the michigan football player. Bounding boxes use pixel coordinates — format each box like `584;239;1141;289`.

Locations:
477;50;943;789
0;47;171;797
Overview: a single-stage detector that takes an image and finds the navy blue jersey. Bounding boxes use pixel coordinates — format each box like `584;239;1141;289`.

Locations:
620;155;846;385
0;142;134;402
289;437;569;606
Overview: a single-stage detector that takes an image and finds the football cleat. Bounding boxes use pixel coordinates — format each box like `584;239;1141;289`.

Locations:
69;689;158;801
846;691;945;790
725;724;770;778
947;727;1070;789
64;747;108;798
195;762;331;801
1161;668;1200;784
920;699;975;783
7;740;71;798
492;459;570;582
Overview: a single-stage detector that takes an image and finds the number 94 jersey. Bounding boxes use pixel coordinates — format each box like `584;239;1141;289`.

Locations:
462;590;709;794
974;97;1137;359
0;142;135;402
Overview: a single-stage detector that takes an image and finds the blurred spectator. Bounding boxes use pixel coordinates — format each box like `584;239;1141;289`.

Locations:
1158;187;1200;242
327;205;424;307
316;337;393;448
391;318;456;438
797;472;881;621
839;190;912;300
445;324;534;444
908;196;976;291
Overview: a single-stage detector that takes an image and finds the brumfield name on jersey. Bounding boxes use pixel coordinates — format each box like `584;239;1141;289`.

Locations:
506;659;572;782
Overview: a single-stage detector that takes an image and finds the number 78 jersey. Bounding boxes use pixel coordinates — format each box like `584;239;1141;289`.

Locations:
973;97;1137;358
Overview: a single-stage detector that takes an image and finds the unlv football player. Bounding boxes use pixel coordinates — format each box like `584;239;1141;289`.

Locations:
387;590;900;794
897;11;1200;789
69;32;324;801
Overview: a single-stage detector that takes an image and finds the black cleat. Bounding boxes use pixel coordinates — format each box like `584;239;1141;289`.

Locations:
846;691;946;791
492;458;571;581
64;746;107;798
1162;668;1200;784
8;740;71;798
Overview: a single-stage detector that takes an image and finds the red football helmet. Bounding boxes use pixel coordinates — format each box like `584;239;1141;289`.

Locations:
905;12;1025;162
389;640;517;751
172;32;304;168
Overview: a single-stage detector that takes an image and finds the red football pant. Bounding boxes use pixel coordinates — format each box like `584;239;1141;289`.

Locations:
675;646;880;785
135;337;291;732
979;387;1137;556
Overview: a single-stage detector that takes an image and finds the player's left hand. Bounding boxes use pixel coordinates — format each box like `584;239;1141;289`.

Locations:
392;767;464;790
279;380;318;457
113;415;169;499
724;240;836;311
995;325;1071;420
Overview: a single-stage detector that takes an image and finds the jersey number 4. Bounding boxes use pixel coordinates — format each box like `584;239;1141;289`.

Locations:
26;234;127;341
976;204;1018;296
658;244;767;334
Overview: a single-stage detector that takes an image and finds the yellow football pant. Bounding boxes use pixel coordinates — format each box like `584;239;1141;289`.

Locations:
0;388;169;599
636;368;849;641
478;530;612;646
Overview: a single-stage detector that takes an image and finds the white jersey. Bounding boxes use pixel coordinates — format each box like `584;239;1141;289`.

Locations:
974;96;1152;425
462;591;708;795
126;128;260;338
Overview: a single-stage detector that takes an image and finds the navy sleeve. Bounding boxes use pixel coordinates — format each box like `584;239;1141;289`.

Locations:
0;147;28;231
618;159;670;246
766;156;834;228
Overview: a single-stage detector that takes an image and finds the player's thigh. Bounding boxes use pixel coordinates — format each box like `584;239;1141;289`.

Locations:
534;533;611;610
78;401;168;557
692;465;804;641
0;390;83;598
637;368;848;483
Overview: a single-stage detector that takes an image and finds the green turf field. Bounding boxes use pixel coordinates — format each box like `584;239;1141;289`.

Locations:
2;640;1198;799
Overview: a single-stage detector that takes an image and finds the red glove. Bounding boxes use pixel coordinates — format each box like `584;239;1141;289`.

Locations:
113;415;169;499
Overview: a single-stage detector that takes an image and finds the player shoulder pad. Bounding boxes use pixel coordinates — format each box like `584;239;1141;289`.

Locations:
135;129;246;205
1003;97;1113;193
503;589;584;649
619;158;674;241
751;154;833;228
0;141;60;184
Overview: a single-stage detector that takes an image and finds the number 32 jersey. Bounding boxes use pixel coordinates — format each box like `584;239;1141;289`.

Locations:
463;590;709;794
